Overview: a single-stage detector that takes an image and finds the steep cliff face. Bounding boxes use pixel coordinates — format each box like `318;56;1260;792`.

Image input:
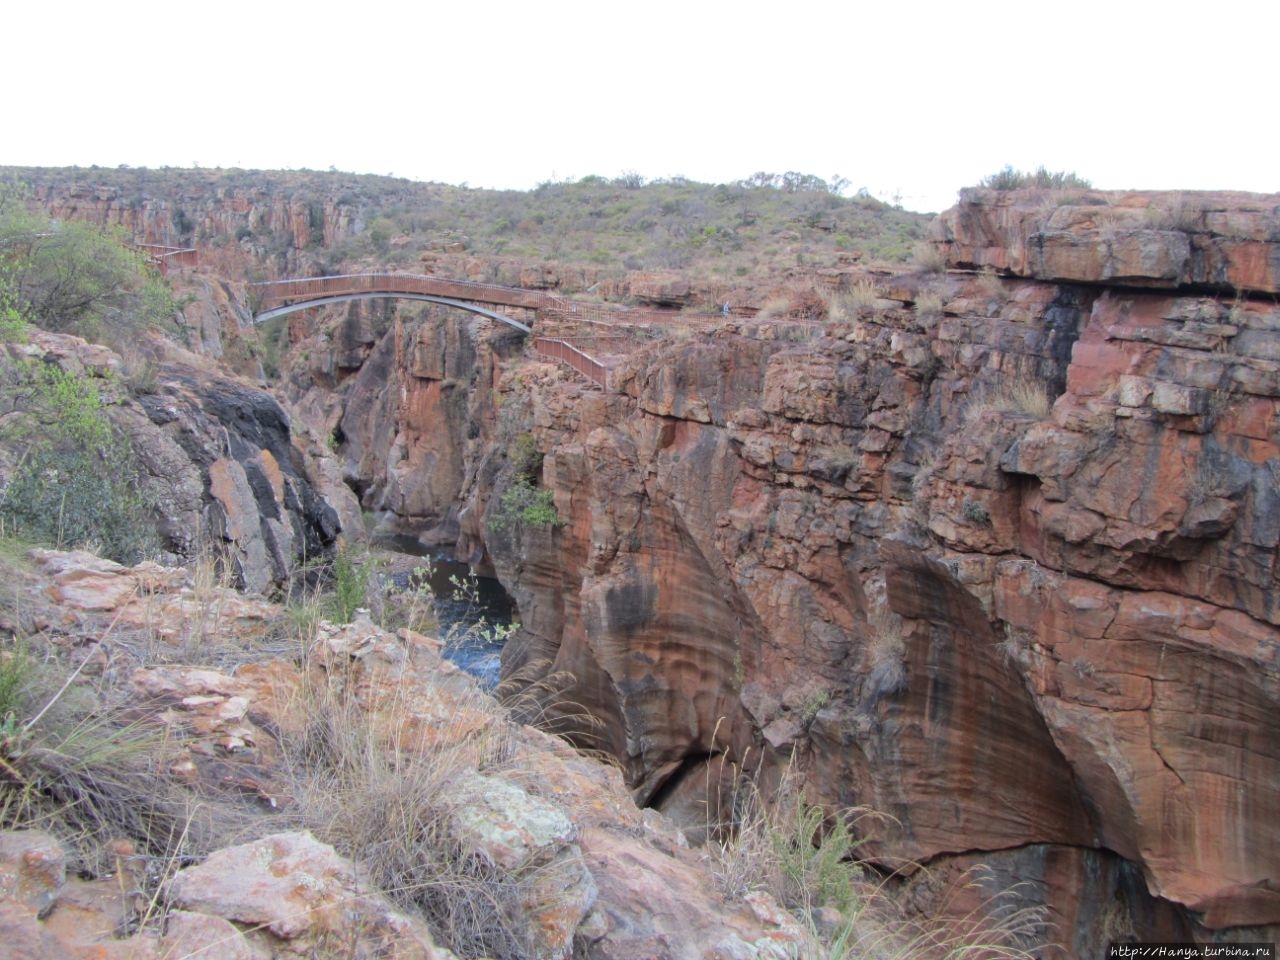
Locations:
25;175;363;260
295;189;1279;953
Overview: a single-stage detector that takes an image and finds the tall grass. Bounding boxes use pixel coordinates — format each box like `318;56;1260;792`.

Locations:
706;758;1049;959
0;641;212;888
278;632;580;958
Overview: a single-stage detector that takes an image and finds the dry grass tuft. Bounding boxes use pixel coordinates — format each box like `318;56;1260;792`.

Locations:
914;289;945;325
964;377;1052;423
977;268;1007;304
497;658;605;747
0;642;236;901
278;644;560;958
912;241;948;274
706;758;1050;958
757;296;795;320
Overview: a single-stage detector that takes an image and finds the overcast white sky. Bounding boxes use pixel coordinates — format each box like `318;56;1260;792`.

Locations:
6;1;1276;214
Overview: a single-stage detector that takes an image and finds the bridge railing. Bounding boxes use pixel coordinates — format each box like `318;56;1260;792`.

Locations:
129;242;198;275
533;338;610;391
252;273;550;311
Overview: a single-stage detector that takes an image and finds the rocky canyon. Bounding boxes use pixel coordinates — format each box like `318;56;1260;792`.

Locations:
292;187;1280;956
3;168;1277;958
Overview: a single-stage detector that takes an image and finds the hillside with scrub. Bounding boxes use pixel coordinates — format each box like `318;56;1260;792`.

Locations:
5;165;933;275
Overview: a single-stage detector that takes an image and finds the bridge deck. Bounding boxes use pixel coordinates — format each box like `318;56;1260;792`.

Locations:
251;272;728;391
254;273;550;312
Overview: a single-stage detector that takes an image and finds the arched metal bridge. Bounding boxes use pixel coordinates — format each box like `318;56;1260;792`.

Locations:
252;273;548;334
251;272;684;390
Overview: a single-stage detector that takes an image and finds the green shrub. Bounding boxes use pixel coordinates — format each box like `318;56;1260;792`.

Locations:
489;478;564;533
328;546;373;623
1;448;158;564
509;432;543;479
0;278;29;343
0;184;175;349
978;166;1092;191
0;362;159;564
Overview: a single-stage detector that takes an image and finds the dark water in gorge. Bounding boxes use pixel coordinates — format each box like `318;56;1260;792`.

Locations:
377;535;517;689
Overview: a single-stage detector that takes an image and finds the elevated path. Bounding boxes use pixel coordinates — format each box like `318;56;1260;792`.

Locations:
251;272;701;390
252;273;546;334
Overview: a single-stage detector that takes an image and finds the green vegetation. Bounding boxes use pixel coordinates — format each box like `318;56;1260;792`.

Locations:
489;477;564;533
0;361;159;564
2;166;934;279
710;767;1047;958
0;185;175;350
0;185;171;563
328;545;373;623
978;166;1092;191
0;639;28;725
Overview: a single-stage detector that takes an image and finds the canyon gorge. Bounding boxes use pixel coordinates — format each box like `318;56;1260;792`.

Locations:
4;169;1278;957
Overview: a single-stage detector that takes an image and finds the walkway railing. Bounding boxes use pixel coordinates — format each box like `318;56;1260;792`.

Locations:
533;338;610;390
252;273;725;392
130;243;198;275
253;273;550;312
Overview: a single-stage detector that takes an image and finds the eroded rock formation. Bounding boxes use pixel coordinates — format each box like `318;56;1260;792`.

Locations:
304;188;1280;954
0;331;355;592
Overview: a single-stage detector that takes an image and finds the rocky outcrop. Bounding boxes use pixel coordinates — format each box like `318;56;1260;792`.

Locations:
3;548;810;960
0;331;354;592
298;190;1280;953
166;831;448;958
0;826;453;960
931;187;1280;294
22;170;366;262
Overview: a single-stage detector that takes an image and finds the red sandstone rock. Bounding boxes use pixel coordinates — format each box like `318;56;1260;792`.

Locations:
465;196;1280;944
241;187;1280;945
932;188;1280;294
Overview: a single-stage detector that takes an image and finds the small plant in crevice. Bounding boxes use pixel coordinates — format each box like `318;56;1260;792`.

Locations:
963;376;1052;424
961;497;992;527
915;289;945;325
866;604;909;699
849;279;880;317
488;477;565;534
911;241;947;274
327;546;375;624
799;689;831;727
509;431;543;479
977;267;1008;305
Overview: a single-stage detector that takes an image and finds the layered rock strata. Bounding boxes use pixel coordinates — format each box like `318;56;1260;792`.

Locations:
309;189;1279;954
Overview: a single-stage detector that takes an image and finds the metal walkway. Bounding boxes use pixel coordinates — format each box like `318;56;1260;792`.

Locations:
251;273;667;390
